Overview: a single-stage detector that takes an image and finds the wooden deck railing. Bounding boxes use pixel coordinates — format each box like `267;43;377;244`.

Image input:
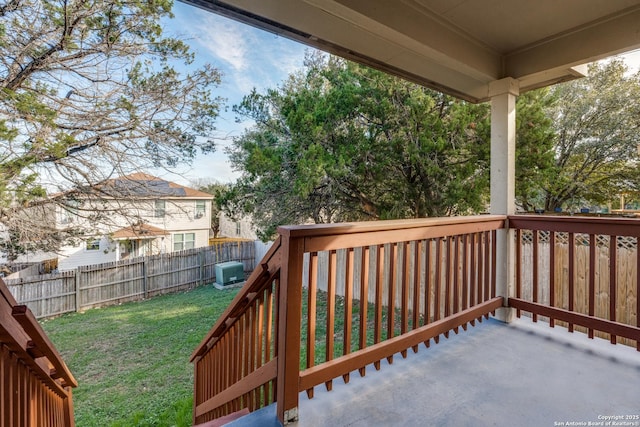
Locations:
0;278;77;427
191;237;282;425
192;215;506;425
509;215;640;351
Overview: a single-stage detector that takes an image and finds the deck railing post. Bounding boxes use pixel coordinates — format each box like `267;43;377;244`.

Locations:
276;231;304;424
489;78;518;322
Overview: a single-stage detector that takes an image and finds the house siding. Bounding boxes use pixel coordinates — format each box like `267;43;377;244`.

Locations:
52;175;213;270
58;236;118;271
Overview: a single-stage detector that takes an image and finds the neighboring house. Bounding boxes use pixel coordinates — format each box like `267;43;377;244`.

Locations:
218;212;258;240
54;173;213;271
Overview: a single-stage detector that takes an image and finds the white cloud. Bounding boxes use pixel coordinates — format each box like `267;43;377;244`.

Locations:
170;4;309;99
187;15;250;72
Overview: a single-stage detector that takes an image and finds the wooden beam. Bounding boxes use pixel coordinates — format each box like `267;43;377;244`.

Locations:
508;298;640;344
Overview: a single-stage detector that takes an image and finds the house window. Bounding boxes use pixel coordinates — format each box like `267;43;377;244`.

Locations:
195;200;206;218
173;233;195;251
61;199;80;224
235;222;241;236
154;200;165;218
86;239;100;251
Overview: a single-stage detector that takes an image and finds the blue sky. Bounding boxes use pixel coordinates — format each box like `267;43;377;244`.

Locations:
161;3;640;187
161;2;310;186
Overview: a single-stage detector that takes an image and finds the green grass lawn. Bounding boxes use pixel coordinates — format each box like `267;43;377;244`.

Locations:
40;285;240;427
40;282;410;426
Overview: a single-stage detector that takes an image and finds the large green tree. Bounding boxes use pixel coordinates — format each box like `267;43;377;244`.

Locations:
0;0;222;259
223;55;488;238
543;60;640;211
221;54;557;239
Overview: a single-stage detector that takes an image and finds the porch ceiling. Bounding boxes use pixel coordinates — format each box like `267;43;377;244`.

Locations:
181;0;640;102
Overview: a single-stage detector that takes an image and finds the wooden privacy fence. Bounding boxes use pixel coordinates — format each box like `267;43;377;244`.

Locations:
510;215;640;350
0;278;77;426
191;215;506;425
6;241;255;319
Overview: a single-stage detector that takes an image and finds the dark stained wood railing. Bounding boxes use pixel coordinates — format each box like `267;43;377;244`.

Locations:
192;216;506;425
191;237;282;425
510;215;640;351
0;278;77;427
293;216;505;402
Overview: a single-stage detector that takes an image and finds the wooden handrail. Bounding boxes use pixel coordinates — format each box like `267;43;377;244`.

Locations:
192;238;282;424
0;277;76;426
190;236;282;361
510;214;640;236
279;215;506;252
12;305;78;387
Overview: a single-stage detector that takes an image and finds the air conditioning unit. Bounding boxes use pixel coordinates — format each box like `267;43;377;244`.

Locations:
213;261;245;289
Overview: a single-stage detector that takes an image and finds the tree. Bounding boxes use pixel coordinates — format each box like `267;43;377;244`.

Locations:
192;178;229;238
543;60;640;211
222;53;493;239
0;0;222;259
514;89;557;211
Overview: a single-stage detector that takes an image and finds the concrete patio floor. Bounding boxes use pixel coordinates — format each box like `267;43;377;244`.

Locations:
227;317;640;427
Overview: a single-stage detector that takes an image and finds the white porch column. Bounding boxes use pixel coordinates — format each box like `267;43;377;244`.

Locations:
489;77;518;323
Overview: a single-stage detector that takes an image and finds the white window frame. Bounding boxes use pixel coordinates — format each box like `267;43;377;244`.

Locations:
173;233;195;251
61;199;80;224
154;200;166;218
86;238;100;251
195;200;206;218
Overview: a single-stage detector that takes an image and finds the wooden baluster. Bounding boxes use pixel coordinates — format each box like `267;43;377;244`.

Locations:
477;233;484;323
424;239;432;347
238;320;245;412
461;234;469;331
444;237;452;338
515;229;521;318
484;231;491;319
470;233;477;326
533;229;539;323
263;284;273;403
386;243;396;363
568;232;575;333
325;250;336;391
359;246;370;376
401;242;409;357
609;235;617;344
491;230;497;304
306;253;317;398
255;295;264;409
343;249;354;381
374;245;383;370
242;305;251;408
434;238;441;342
453;235;460;333
549;231;555;327
412;240;421;351
588;234;596;339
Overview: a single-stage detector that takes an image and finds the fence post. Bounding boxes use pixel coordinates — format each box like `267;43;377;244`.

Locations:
198;249;205;286
276;230;304;425
142;257;148;299
74;270;81;313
